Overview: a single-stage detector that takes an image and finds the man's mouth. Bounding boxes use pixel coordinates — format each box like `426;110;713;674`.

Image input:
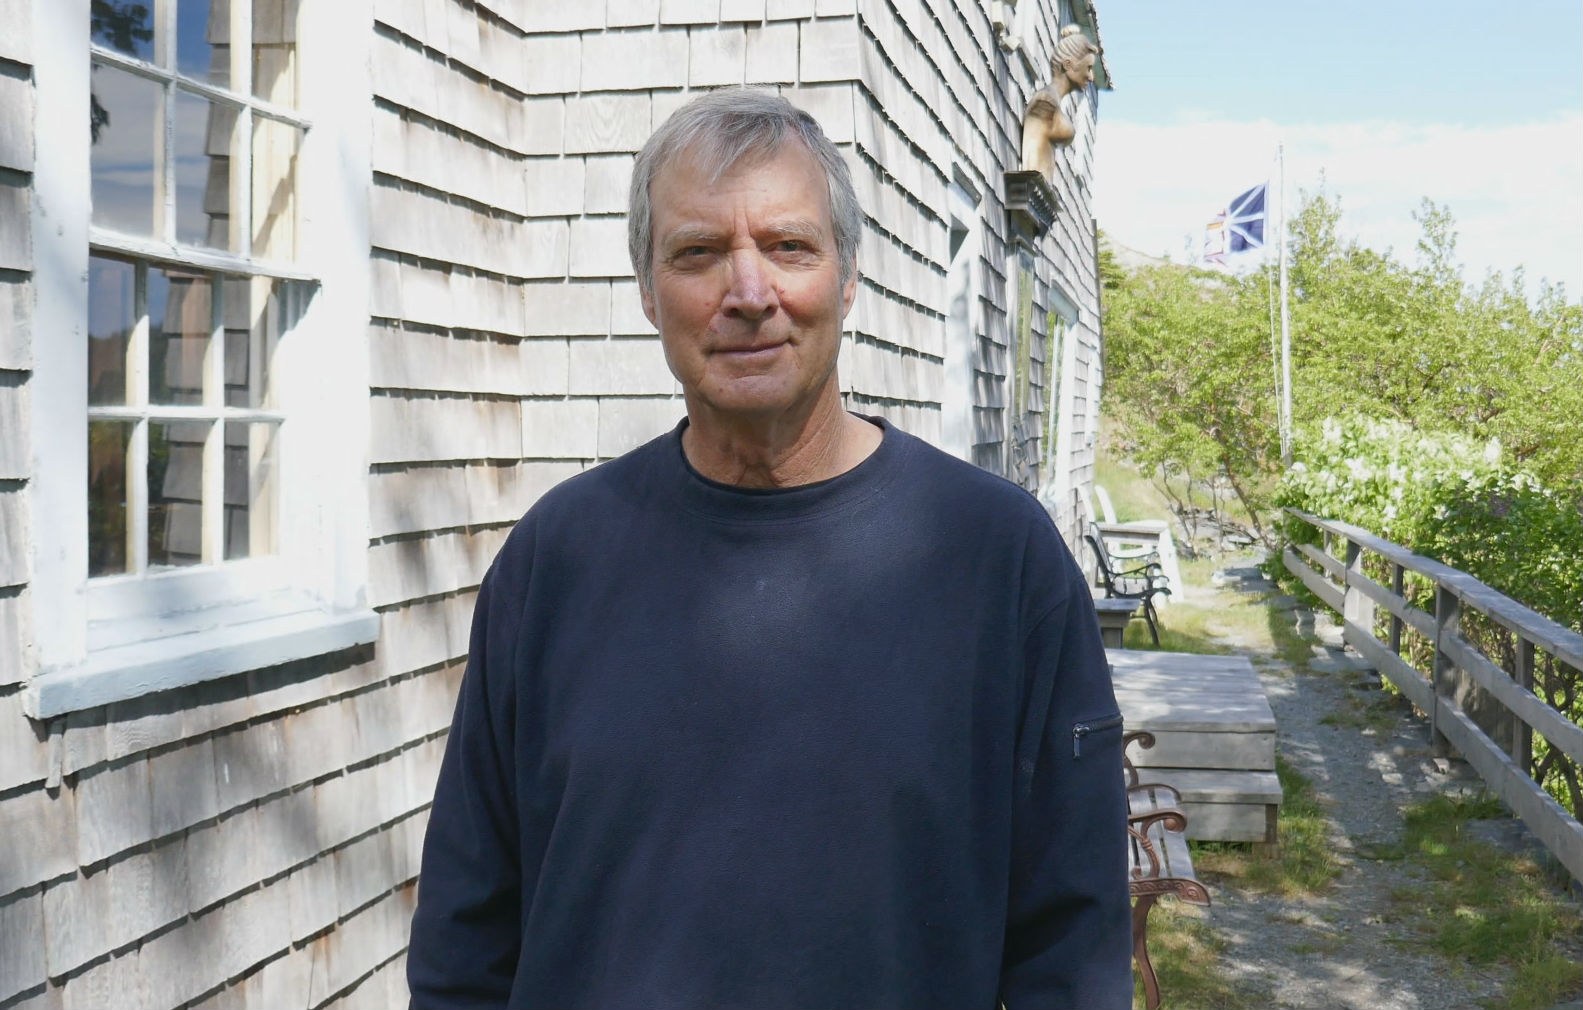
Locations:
715;339;788;357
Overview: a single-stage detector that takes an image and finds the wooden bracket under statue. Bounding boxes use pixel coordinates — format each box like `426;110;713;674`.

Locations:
1004;169;1059;242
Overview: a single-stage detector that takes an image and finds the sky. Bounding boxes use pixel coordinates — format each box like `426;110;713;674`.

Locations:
1091;1;1583;298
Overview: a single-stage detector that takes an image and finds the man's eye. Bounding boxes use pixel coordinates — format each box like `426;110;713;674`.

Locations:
774;240;808;253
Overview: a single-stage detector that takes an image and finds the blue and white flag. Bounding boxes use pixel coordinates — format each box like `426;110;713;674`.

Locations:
1203;183;1267;264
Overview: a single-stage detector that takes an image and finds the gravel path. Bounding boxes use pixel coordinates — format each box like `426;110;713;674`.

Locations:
1186;568;1583;1009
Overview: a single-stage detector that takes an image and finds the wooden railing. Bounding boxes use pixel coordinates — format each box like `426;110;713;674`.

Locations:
1282;508;1583;883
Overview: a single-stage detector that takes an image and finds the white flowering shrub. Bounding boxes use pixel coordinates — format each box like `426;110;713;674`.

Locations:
1277;413;1582;634
1274;416;1499;545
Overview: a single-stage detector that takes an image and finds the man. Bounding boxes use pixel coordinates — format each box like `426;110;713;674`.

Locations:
407;88;1131;1009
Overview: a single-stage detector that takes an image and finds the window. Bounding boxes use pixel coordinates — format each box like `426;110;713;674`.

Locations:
23;1;376;718
87;1;305;578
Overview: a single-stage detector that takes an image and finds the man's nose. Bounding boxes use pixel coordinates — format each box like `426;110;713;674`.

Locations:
721;249;778;320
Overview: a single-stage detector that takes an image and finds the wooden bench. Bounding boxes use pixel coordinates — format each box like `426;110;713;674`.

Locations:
1125;731;1211;1010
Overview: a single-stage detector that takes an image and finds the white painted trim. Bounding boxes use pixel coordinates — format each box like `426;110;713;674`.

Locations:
90;228;316;281
942;181;982;461
87;554;285;624
25;599;379;718
29;0;93;675
88;44;313;130
25;0;376;711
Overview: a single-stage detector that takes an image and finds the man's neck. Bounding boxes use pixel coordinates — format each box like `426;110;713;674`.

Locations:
681;395;883;489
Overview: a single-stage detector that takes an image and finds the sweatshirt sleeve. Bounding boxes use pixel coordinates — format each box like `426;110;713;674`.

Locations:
407;553;527;1009
999;552;1133;1010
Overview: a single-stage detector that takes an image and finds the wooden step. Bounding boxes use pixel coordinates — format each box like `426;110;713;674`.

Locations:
1110;650;1282;842
1135;768;1282;844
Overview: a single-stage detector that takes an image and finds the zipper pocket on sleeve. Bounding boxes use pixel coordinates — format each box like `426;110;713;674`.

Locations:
1072;712;1124;758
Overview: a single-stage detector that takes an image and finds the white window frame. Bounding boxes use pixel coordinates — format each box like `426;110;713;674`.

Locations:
1042;282;1082;511
24;0;377;719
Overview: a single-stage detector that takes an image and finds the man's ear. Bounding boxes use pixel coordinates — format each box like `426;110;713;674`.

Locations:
640;280;659;330
840;263;858;320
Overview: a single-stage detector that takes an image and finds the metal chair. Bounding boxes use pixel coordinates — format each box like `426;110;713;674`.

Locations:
1084;532;1172;646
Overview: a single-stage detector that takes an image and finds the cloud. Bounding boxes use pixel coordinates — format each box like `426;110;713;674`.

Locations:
1094;115;1583;297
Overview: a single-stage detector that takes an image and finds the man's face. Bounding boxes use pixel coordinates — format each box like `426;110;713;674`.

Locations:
641;141;857;426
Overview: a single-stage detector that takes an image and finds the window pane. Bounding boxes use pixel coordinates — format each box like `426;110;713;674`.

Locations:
223;421;277;559
222;275;273;407
88;257;137;406
149;267;211;406
173;91;238;250
88;420;134;577
148;420;208;568
252;0;299;106
90;63;162;238
90;1;156;61
177;0;232;88
251;117;303;261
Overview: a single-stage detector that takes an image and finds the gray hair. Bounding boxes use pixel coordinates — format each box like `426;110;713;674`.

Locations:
627;88;863;291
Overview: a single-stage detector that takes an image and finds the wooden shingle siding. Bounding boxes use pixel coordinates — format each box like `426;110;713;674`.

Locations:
0;33;34;998
367;461;580;538
0;587;27;688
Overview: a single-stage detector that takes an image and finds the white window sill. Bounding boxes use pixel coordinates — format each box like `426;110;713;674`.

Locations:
24;595;379;719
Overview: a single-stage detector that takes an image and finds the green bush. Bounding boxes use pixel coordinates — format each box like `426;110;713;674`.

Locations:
1410;470;1583;633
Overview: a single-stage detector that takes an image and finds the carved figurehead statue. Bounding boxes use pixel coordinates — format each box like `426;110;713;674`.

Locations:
1020;24;1099;179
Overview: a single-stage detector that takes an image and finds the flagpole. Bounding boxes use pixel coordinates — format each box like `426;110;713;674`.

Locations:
1278;141;1293;466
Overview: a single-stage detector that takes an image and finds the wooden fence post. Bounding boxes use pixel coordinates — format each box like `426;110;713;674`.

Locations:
1342;539;1374;635
1389;563;1404;656
1431;585;1460;757
1515;638;1535;776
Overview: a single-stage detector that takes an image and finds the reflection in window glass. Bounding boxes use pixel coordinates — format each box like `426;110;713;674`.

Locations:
177;0;232;87
148;420;209;568
252;0;299;106
251;117;302;260
88;257;136;406
90;64;163;238
224;421;277;559
174;91;237;250
91;1;156;61
149;268;211;406
223;276;279;408
88;420;134;576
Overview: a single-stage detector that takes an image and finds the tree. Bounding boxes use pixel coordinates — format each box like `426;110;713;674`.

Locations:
1099;247;1279;539
1101;190;1583;549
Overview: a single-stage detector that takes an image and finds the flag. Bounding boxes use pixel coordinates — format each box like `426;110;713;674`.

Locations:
1203;183;1267;265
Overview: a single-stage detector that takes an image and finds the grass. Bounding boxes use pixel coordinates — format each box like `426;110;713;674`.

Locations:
1120;571;1314;672
1130;902;1268;1010
1094;454;1176;525
1131;758;1342;1008
1192;756;1343;897
1316;689;1407;735
1387;793;1583;1010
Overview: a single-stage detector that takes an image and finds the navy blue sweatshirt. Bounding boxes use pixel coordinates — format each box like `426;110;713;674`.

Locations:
407;418;1131;1009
